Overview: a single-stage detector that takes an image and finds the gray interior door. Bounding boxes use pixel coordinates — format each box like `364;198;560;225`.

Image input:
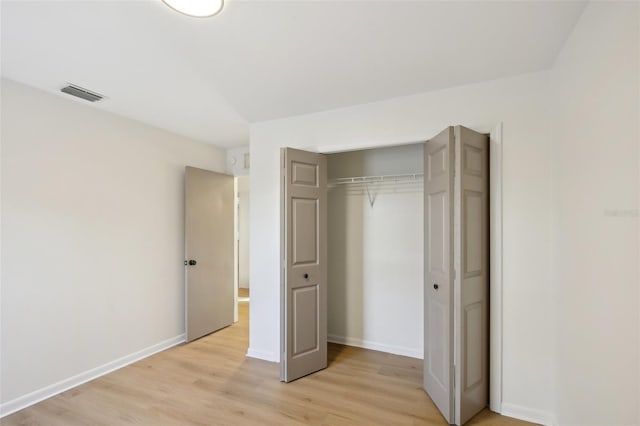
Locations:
185;166;234;342
454;126;489;425
424;127;455;423
280;147;327;382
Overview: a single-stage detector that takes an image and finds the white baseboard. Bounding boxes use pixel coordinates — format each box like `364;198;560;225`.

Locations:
328;334;423;359
246;347;278;362
501;402;556;426
0;334;185;418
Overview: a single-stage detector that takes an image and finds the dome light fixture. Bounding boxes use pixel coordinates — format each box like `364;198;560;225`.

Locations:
162;0;224;18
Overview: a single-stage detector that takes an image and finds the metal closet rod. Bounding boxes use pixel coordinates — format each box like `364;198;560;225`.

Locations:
328;173;424;185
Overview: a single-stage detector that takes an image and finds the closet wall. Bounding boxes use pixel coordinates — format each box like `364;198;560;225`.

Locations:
327;144;424;358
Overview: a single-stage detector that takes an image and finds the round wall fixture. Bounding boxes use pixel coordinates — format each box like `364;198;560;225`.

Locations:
162;0;224;17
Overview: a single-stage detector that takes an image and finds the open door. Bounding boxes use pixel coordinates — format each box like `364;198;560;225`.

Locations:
280;147;327;382
185;166;234;342
424;126;489;425
424;127;455;423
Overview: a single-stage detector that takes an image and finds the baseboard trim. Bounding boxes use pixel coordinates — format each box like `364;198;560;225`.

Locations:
246;347;278;362
0;334;185;418
328;334;422;359
501;402;556;426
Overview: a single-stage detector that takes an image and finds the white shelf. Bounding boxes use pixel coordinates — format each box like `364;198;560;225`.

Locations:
328;173;424;207
329;173;424;186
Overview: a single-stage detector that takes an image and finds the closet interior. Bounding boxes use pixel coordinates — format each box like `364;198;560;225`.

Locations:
326;143;425;358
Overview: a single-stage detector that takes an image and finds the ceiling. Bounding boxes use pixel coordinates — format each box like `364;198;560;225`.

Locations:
1;0;586;148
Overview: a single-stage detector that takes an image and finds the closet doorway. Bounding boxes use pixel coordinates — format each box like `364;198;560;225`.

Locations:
280;125;499;426
326;143;424;361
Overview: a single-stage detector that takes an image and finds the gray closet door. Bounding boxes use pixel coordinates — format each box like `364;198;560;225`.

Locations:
280;147;328;382
424;127;455;423
185;166;234;342
423;126;489;425
454;126;489;425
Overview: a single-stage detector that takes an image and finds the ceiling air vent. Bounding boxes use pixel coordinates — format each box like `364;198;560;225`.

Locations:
60;84;104;102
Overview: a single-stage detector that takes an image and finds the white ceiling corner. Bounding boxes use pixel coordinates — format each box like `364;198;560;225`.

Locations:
1;0;587;148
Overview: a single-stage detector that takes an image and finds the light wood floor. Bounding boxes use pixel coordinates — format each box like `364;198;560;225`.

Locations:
4;302;535;425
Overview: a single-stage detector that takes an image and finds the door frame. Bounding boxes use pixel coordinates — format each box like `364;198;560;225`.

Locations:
233;177;239;323
278;121;504;411
232;175;252;324
489;122;503;413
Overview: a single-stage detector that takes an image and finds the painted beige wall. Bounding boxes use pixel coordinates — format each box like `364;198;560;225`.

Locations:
551;2;639;425
0;79;226;404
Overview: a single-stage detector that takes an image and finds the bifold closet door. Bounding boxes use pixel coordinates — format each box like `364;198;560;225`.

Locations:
424;126;489;425
453;126;489;425
424;127;455;423
280;147;328;382
184;166;235;343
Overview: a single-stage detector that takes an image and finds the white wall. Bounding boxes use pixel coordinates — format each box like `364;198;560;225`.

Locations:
327;145;424;358
249;70;555;420
551;3;639;425
0;79;226;410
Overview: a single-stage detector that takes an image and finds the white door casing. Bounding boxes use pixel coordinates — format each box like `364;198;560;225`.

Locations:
489;122;503;413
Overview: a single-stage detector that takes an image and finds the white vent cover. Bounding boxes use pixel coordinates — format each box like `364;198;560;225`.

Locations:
60;84;104;102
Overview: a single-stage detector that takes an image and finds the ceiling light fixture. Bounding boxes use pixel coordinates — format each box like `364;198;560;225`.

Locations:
161;0;224;18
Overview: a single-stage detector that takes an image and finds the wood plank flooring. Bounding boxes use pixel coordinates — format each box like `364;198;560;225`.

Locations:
3;302;535;425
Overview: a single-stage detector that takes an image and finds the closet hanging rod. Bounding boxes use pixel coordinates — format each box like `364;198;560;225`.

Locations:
329;173;424;185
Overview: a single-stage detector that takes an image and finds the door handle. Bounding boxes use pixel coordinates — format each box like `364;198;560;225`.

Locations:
187;259;197;266
433;283;439;290
304;273;309;280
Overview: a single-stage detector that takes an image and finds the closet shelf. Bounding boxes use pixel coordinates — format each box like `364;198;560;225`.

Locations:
329;172;423;207
328;173;424;186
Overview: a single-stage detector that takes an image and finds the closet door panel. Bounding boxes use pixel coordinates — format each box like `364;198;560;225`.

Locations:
454;126;489;425
281;147;327;383
423;127;455;423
